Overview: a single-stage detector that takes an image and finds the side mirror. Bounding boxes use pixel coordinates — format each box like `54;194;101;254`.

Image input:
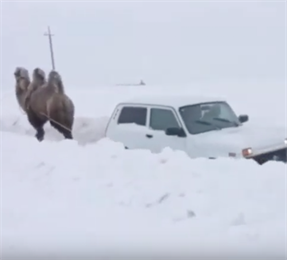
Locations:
238;115;249;123
165;127;186;137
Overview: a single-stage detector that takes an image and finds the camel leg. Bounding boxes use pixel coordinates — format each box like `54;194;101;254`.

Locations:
63;130;73;139
35;128;45;142
26;110;47;142
49;120;73;140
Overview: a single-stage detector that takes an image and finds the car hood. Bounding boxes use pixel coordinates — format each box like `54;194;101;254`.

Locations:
192;124;286;158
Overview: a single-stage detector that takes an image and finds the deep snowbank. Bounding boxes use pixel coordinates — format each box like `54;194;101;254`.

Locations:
0;114;109;145
2;132;286;257
2;83;286;257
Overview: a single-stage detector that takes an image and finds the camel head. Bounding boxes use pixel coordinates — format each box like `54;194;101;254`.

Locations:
14;67;29;82
14;67;30;92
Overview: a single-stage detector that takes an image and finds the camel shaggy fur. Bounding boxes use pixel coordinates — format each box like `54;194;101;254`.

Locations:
25;69;75;141
14;67;31;112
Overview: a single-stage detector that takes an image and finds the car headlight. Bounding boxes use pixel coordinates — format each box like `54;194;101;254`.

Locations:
284;139;287;145
242;147;253;157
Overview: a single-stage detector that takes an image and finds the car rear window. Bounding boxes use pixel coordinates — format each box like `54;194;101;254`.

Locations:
117;106;147;126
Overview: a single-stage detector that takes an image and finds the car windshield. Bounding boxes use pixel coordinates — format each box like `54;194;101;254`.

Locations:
179;102;241;135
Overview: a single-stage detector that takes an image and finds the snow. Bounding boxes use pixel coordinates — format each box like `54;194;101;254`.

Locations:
0;114;109;145
1;84;286;258
2;133;286;257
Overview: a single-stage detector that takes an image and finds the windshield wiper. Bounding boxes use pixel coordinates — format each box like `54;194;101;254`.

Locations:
195;120;222;130
212;117;239;126
195;119;212;125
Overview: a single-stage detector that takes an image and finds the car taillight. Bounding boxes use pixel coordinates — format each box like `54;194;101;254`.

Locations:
242;147;253;157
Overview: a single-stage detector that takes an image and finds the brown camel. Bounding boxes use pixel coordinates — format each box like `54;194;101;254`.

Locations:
26;69;75;142
14;67;31;113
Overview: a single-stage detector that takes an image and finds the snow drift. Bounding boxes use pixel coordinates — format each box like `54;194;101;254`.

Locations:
1;85;286;258
2;131;286;257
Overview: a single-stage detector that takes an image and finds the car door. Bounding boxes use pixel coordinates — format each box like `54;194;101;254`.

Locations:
109;105;150;149
145;106;187;153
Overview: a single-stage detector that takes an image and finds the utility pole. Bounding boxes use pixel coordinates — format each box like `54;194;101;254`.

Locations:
44;26;56;70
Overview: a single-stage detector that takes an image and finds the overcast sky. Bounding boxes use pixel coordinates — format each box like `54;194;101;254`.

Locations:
1;0;286;88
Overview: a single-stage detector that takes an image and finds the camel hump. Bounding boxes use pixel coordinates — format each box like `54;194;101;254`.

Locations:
48;70;65;94
33;68;46;83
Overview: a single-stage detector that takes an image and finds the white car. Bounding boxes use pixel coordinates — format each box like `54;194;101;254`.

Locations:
105;95;287;165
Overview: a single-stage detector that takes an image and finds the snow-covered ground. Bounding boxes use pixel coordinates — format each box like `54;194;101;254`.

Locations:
1;83;286;258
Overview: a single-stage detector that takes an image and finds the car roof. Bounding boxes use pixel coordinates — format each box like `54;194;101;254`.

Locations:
121;95;226;109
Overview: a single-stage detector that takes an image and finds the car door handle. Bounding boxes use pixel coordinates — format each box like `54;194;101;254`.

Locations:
146;134;153;138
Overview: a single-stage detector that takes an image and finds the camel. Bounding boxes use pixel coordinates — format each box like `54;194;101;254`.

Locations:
25;68;75;142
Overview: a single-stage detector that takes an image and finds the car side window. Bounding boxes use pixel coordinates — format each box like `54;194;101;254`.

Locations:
149;108;180;131
117;106;147;126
